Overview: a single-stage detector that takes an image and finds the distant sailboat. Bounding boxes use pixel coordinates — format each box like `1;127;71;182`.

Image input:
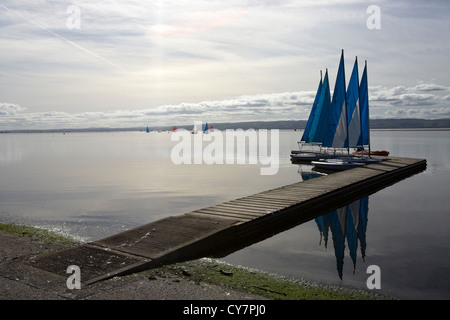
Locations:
192;122;200;134
192;121;211;134
203;122;210;133
146;126;150;133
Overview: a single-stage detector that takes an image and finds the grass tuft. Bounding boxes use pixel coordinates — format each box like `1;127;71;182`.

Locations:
0;223;79;246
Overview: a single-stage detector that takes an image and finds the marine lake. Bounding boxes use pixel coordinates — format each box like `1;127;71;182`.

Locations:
1;129;449;299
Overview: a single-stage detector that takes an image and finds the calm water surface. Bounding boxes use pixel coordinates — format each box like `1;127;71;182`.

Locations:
1;129;449;299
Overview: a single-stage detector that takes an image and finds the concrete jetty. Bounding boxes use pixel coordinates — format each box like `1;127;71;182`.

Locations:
30;156;426;285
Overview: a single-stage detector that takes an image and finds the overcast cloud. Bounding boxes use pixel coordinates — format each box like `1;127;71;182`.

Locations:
1;0;449;130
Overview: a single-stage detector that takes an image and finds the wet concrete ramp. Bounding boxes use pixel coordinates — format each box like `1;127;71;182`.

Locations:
92;214;240;259
31;244;147;284
30;214;241;285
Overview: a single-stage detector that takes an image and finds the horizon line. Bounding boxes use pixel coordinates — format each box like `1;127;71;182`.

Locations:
2;118;450;133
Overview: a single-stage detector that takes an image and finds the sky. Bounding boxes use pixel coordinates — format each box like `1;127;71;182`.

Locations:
1;0;450;130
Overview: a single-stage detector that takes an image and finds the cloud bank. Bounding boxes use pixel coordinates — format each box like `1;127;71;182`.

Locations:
1;83;449;130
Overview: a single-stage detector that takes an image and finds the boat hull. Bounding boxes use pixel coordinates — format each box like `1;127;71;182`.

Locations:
311;159;364;171
353;150;389;156
290;153;341;162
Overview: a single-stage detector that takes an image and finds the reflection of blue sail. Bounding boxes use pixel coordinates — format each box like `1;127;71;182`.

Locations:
315;215;330;247
315;196;369;279
346;200;360;272
301;172;323;181
358;197;369;261
328;208;346;280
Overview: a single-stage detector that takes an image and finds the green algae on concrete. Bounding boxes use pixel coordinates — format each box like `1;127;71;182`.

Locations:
146;259;393;300
0;223;79;246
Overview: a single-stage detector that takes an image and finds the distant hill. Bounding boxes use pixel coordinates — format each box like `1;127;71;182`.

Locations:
367;118;450;129
3;118;450;133
175;118;450;131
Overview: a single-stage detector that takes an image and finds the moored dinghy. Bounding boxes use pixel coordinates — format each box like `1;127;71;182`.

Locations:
312;158;364;171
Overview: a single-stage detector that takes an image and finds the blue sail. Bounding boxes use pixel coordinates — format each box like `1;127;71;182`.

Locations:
301;73;322;142
359;61;370;146
203;122;209;133
307;70;331;143
323;50;347;148
347;58;362;147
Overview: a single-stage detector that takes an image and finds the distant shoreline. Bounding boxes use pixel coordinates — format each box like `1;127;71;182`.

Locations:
2;118;450;134
372;127;450;131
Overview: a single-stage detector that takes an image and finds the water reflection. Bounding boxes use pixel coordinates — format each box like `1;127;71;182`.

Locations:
299;164;369;280
315;197;368;280
210;165;375;273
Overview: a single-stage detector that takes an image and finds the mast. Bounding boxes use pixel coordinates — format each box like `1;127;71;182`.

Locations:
346;51;350;157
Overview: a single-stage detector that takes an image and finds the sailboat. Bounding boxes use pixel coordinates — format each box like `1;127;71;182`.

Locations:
291;70;342;161
312;51;364;170
292;50;387;169
203;122;210;134
311;50;386;171
352;61;388;157
192;123;199;134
